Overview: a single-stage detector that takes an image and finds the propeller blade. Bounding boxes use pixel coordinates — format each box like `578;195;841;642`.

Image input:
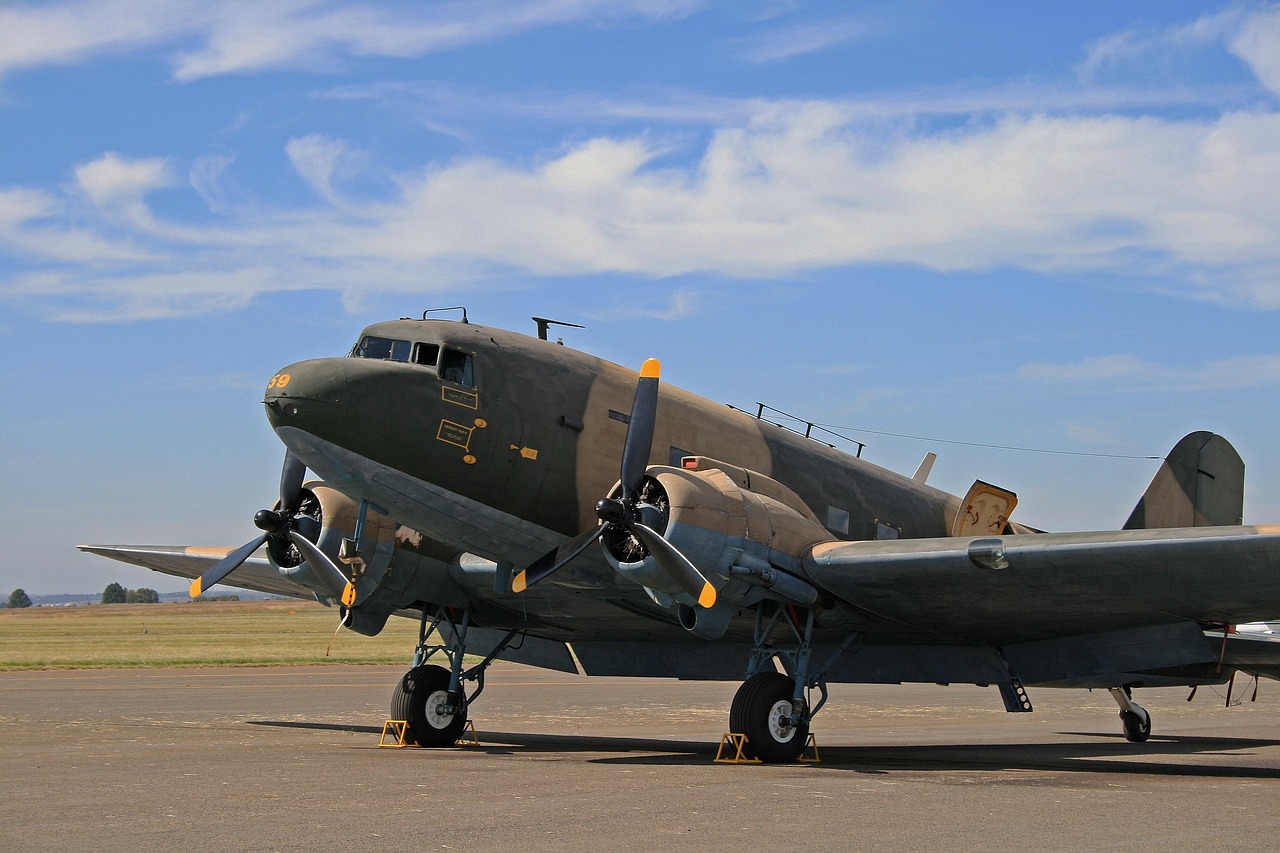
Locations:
619;359;661;499
279;451;307;515
287;530;354;601
189;534;268;598
631;524;717;608
512;525;606;593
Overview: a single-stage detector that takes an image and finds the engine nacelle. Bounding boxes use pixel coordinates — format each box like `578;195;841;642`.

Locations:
273;483;467;635
602;458;831;606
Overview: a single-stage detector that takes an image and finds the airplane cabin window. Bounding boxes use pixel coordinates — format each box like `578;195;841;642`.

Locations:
440;349;475;386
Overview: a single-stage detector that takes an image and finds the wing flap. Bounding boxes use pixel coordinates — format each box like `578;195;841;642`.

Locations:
805;525;1280;644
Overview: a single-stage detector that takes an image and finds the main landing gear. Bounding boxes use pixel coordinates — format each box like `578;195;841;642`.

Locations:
391;605;520;747
730;602;857;763
1108;685;1152;742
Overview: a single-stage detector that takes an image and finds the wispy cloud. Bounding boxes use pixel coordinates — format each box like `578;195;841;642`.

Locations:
585;287;699;322
734;15;874;63
1018;354;1280;391
1229;4;1280;95
6;87;1280;320
0;0;707;82
1075;7;1244;84
5;6;1280;321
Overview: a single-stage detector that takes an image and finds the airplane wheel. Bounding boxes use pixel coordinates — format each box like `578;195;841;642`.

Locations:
1120;709;1151;743
729;671;809;763
391;664;466;747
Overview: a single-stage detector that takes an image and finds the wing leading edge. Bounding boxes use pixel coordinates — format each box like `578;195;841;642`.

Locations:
77;544;321;602
805;524;1280;646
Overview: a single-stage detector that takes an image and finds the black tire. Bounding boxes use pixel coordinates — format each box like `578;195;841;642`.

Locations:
1120;709;1151;743
729;671;809;763
390;664;466;747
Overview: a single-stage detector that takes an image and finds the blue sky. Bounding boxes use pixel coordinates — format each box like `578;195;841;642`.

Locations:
3;1;1280;594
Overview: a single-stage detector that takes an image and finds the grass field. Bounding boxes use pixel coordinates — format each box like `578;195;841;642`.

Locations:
0;599;425;670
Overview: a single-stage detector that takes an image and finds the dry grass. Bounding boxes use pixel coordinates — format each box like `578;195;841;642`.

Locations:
0;599;424;670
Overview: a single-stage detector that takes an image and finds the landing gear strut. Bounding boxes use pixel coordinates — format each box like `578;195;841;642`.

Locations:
731;602;855;763
1108;685;1151;742
391;604;520;747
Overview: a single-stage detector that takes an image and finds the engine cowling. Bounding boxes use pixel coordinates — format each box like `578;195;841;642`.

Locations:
601;458;832;606
272;483;467;635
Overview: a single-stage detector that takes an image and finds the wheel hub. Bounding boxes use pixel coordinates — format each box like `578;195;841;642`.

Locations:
424;689;454;730
766;699;797;743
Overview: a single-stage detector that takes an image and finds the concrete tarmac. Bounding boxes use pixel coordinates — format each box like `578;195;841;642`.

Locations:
4;663;1280;852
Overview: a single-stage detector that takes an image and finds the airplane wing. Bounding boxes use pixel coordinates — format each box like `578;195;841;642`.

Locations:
77;545;322;602
805;525;1280;646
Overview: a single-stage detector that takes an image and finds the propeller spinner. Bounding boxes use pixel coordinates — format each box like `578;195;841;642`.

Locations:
512;359;717;608
190;451;356;607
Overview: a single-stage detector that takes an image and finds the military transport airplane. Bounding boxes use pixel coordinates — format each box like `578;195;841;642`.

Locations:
82;312;1280;762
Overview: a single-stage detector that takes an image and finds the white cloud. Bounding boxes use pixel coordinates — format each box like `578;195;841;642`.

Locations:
0;0;192;78
7;5;1280;321
0;0;706;82
1229;5;1280;95
286;135;359;204
585;287;698;321
1074;7;1243;84
74;153;172;207
1018;354;1280;391
735;16;873;63
7;90;1280;320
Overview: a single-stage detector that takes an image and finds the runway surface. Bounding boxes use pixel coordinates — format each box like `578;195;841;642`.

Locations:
5;662;1280;851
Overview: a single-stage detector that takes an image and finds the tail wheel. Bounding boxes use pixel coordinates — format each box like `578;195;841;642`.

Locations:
391;664;466;747
1120;709;1151;742
729;671;809;763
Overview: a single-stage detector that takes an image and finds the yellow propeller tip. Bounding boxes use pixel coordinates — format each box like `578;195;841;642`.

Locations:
512;571;528;594
189;580;203;598
640;358;660;379
341;583;357;608
698;584;717;609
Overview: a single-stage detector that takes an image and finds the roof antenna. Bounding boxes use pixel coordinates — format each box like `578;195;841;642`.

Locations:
423;306;468;323
533;316;585;342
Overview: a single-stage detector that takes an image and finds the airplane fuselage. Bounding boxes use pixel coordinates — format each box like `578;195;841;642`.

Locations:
264;319;962;572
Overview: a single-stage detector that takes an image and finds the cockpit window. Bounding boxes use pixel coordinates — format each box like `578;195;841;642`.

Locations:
354;336;411;362
413;343;440;367
440;349;474;387
349;335;470;385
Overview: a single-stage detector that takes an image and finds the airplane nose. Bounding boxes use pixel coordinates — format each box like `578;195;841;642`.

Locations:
263;359;349;428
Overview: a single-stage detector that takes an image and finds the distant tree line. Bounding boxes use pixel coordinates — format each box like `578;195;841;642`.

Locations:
101;583;160;604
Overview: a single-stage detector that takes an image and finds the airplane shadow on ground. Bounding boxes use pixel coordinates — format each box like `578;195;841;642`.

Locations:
247;720;1280;779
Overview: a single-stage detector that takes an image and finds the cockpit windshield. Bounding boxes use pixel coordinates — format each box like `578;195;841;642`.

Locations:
354;336;411;361
349;335;467;382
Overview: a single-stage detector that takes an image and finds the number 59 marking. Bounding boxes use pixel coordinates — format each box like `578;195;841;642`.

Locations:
267;373;291;390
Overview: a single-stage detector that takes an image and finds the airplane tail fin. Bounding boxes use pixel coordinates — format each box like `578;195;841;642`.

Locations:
1124;432;1244;529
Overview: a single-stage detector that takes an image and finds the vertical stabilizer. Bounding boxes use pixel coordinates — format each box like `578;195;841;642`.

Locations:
1124;432;1244;529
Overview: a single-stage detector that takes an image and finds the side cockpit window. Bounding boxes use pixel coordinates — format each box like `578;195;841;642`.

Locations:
413;343;440;367
440;349;474;387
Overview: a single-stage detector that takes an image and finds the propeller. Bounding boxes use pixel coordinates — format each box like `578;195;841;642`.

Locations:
190;451;356;607
512;359;717;608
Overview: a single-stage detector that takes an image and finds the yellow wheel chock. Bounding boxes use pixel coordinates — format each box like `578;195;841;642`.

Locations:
378;719;481;748
379;720;414;748
797;733;821;763
713;732;820;764
714;733;761;764
455;719;481;747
